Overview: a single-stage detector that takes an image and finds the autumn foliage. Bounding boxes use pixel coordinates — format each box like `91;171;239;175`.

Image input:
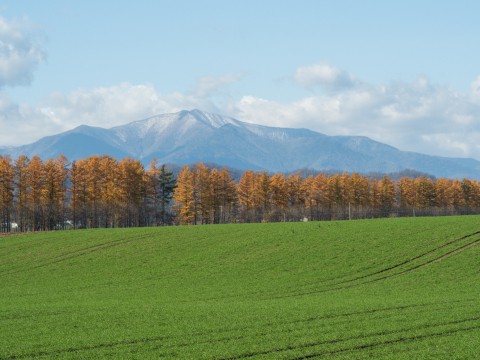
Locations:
1;154;480;232
0;154;176;231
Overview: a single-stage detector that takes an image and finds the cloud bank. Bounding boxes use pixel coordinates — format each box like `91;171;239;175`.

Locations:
232;73;480;159
1;61;480;162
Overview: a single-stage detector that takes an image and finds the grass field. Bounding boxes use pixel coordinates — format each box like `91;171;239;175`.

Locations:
1;216;480;359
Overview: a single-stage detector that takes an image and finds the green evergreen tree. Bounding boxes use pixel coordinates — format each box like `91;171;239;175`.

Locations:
158;165;177;225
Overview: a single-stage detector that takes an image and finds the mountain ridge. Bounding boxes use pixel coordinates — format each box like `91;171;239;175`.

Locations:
1;109;479;179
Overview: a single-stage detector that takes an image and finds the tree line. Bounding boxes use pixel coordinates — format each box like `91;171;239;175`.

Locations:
174;164;480;224
1;154;480;231
0;155;176;231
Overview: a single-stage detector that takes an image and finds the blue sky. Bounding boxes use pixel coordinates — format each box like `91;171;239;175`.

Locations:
1;1;480;160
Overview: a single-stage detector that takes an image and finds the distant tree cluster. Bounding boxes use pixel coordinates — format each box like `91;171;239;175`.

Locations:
1;155;480;232
0;155;176;231
174;166;480;224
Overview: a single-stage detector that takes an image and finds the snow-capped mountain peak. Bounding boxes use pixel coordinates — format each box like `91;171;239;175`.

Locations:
2;109;480;179
179;109;241;129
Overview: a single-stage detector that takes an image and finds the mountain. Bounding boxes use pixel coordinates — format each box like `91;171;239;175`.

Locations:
2;109;480;179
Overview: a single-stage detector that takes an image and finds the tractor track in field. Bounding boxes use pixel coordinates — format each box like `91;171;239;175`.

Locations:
7;317;479;360
2;334;172;359
159;303;432;349
251;230;480;301
184;300;475;350
0;233;153;278
184;231;480;303
336;230;480;285
273;231;480;299
197;303;430;342
293;324;480;359
156;302;467;353
0;311;68;322
219;316;480;360
1;302;441;359
0;241;128;277
358;236;480;285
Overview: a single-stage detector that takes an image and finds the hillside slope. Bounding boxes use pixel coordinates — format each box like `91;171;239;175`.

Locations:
1;217;479;359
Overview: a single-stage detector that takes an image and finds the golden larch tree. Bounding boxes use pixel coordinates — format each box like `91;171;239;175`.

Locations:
0;155;14;231
237;170;256;222
174;166;196;225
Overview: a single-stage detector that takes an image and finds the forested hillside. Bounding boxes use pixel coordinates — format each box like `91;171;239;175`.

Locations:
1;154;480;231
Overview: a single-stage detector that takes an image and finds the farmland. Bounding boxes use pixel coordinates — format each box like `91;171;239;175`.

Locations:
1;216;479;359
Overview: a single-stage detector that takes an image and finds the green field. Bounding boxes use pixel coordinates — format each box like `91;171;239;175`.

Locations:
1;216;480;359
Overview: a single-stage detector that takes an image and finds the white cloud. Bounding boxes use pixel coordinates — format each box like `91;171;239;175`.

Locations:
41;83;173;129
1;65;480;161
0;16;45;87
230;69;480;160
294;63;356;92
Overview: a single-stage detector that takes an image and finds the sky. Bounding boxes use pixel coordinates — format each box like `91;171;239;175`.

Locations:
1;0;480;160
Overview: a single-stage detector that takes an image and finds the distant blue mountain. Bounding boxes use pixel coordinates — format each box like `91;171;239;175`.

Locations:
1;109;479;179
